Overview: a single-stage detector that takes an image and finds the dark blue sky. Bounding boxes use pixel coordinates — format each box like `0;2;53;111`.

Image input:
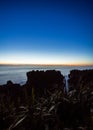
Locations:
0;0;93;65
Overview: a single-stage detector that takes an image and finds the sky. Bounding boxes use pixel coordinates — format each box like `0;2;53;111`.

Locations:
0;0;93;65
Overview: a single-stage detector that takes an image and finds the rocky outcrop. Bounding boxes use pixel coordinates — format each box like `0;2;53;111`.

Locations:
68;70;93;104
0;69;93;130
67;69;93;129
0;70;65;130
68;69;93;91
26;70;65;97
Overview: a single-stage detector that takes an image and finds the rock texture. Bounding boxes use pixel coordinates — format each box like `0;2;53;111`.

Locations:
0;69;93;130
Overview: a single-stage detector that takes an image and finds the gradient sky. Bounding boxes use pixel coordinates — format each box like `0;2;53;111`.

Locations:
0;0;93;65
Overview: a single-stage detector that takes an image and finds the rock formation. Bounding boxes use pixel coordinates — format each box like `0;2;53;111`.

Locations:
0;69;93;130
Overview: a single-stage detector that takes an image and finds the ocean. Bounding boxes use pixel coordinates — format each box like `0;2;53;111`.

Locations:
0;65;93;85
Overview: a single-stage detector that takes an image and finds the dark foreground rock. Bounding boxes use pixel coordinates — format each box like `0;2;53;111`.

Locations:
0;69;93;130
26;70;65;97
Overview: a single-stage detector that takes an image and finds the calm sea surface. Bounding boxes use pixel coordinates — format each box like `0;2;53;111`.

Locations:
0;65;93;85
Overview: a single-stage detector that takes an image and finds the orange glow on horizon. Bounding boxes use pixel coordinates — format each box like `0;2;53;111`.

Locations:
0;52;93;67
0;61;93;66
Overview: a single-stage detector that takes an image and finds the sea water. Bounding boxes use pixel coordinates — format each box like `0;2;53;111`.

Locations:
0;65;93;85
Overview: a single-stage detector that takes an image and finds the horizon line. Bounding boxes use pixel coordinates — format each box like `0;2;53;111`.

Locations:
0;63;93;66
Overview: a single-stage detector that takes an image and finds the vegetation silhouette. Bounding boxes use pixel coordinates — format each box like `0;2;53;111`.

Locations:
0;69;93;130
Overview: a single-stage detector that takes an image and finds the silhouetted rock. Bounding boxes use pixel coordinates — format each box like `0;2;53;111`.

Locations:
67;69;93;128
0;69;93;130
7;80;13;86
26;70;65;97
68;69;93;90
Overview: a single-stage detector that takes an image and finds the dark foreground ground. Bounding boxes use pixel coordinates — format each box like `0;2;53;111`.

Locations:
0;70;93;130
